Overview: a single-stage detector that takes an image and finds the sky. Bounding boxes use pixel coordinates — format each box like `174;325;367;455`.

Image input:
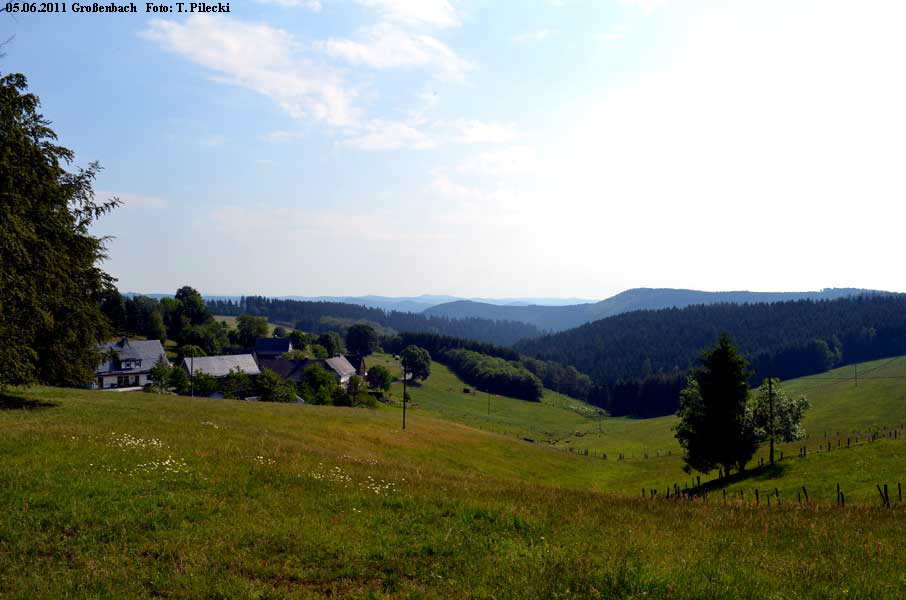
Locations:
3;0;906;298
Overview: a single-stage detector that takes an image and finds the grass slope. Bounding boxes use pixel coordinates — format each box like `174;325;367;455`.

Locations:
3;386;906;598
383;353;906;502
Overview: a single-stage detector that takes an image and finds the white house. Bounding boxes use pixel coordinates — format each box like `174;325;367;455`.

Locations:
95;338;168;389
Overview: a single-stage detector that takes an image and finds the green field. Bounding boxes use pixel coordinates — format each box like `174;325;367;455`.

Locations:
380;353;906;502
3;356;906;597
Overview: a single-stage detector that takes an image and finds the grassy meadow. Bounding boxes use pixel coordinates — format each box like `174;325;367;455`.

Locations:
2;356;906;597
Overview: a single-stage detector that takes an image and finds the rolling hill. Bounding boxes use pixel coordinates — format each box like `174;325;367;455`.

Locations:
425;287;891;332
5;354;906;597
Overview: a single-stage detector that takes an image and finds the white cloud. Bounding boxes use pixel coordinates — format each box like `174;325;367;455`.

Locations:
143;14;359;127
512;29;556;44
255;0;321;9
354;0;458;28
315;23;471;82
448;119;521;145
341;118;435;151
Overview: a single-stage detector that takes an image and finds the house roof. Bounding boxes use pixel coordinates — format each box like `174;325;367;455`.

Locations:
325;355;357;380
97;339;168;375
254;337;293;355
257;357;317;382
182;354;261;378
345;354;367;374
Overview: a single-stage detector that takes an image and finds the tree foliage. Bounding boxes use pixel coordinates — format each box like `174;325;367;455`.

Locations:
223;368;252;400
300;363;336;405
0;72;119;389
169;365;190;395
317;332;345;357
288;330;309;351
181;321;229;356
206;296;541;347
401;345;431;382
346;324;379;356
366;365;393;391
674;335;757;477
256;369;296;403
236;315;269;348
749;378;810;444
518;295;906;417
443;349;543;402
192;370;219;397
148;356;171;393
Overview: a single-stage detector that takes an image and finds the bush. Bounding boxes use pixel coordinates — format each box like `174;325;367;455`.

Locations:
256;369;296;403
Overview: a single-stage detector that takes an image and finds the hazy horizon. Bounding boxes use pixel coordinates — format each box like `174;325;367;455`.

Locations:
6;1;906;297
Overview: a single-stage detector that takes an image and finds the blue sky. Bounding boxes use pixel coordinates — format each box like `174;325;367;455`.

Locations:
4;1;905;298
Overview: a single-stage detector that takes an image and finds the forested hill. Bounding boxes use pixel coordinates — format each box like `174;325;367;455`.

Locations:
516;295;906;417
425;287;890;332
207;296;540;347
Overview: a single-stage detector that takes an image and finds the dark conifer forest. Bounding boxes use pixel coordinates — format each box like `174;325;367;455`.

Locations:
516;295;906;417
206;296;541;347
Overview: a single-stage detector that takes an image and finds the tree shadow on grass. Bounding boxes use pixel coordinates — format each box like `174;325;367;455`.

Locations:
0;393;58;410
695;463;790;495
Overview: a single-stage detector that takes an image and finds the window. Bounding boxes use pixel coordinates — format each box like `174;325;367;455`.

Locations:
117;375;130;387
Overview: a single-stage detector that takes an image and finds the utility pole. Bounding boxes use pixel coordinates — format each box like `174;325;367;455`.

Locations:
190;355;195;398
402;362;407;430
487;389;490;416
768;376;775;465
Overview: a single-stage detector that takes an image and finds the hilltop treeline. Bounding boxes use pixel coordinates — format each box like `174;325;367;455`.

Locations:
517;295;906;417
441;349;544;402
382;332;592;402
207;297;539;347
382;332;519;361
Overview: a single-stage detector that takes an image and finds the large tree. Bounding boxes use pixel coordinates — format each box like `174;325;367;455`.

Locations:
749;378;810;464
317;332;345;357
400;345;431;383
236;314;269;347
674;334;757;477
0;73;119;389
346;323;378;356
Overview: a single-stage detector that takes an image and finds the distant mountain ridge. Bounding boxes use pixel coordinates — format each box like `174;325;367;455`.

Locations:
124;293;598;314
423;288;894;332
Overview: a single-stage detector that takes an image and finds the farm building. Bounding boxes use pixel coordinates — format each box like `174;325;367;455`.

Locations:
257;355;359;385
325;356;357;384
345;354;367;377
181;354;261;379
95;338;168;389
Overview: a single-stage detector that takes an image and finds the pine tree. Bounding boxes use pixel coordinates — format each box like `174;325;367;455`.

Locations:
0;73;119;389
674;334;757;477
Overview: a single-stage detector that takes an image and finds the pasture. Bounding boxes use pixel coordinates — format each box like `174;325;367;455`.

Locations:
2;356;906;597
